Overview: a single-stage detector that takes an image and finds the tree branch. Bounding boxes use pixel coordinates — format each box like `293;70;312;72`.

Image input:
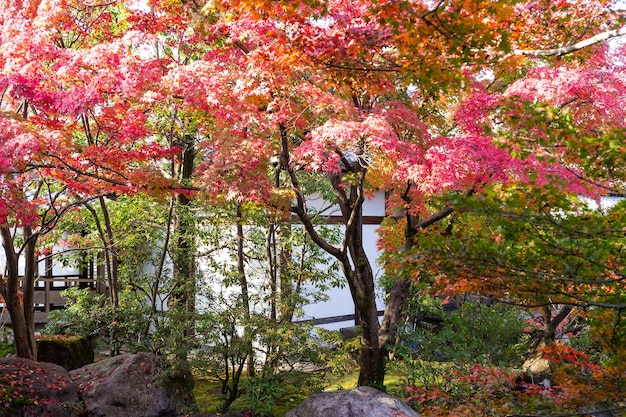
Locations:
511;26;626;57
415;189;475;230
279;124;343;259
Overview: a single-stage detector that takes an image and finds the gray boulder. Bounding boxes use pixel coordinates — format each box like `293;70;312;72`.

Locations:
70;352;197;417
0;357;81;417
286;386;419;417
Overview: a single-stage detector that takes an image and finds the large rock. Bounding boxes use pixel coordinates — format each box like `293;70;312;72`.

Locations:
285;386;419;417
0;357;81;417
70;352;197;417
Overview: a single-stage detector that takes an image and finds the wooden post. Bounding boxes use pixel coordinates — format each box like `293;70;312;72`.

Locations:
44;257;52;313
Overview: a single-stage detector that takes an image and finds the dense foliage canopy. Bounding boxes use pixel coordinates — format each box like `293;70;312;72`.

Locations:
1;0;625;413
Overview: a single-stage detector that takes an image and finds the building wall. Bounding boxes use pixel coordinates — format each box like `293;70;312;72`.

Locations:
295;223;385;331
195;191;387;331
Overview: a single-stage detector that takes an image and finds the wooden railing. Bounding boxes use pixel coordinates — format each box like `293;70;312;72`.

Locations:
1;275;105;325
32;275;106;313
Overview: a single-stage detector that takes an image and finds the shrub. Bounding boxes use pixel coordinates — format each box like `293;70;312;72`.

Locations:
398;301;530;367
390;299;531;406
42;287;151;356
240;376;285;417
0;328;15;358
402;343;626;416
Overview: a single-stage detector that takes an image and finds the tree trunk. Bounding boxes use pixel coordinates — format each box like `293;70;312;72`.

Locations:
279;122;389;386
170;133;197;360
379;188;420;349
22;225;38;358
172;193;197;325
98;196;120;308
379;185;462;353
279;223;296;321
342;242;386;387
355;283;386;387
179;134;197;322
236;203;255;377
378;277;410;348
0;224;37;360
539;305;574;346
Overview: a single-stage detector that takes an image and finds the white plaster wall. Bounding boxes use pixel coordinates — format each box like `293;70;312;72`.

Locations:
294;190;386;331
195;192;387;331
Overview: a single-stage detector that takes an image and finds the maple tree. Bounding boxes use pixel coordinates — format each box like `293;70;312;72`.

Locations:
1;0;625;397
0;0;179;359
184;0;625;386
403;36;626;344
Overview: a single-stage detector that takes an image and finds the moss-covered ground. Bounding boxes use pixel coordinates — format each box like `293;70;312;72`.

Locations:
192;369;405;417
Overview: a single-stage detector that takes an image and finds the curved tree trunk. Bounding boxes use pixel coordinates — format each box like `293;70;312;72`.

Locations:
280;123;388;386
331;244;386;387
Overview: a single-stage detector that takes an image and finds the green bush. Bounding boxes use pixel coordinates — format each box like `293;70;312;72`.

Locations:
191;305;250;411
192;293;338;413
314;327;359;377
0;327;16;357
402;301;529;366
240;376;285;417
392;300;531;393
43;287;151;355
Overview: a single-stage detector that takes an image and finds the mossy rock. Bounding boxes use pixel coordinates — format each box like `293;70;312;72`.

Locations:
70;352;198;417
37;335;94;371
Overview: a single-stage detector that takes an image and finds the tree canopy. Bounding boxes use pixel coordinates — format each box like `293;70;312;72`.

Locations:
1;0;625;396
